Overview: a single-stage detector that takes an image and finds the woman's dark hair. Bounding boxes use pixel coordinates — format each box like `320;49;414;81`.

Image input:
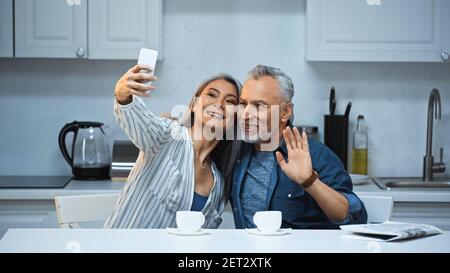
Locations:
182;74;242;202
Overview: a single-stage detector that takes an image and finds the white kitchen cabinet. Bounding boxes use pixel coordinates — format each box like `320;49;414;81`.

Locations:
391;202;450;230
88;0;163;60
306;0;450;62
13;0;162;60
0;0;13;57
0;200;58;238
15;0;88;58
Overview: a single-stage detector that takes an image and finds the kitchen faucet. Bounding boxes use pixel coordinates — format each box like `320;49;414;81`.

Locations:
423;88;446;181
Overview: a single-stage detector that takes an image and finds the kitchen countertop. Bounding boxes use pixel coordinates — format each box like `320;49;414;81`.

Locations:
1;228;449;253
0;179;123;200
0;177;449;203
352;180;450;203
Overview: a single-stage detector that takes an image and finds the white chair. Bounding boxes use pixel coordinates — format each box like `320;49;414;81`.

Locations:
55;193;120;228
358;195;394;223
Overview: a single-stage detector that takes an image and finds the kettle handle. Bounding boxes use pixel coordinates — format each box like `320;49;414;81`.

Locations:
58;121;80;167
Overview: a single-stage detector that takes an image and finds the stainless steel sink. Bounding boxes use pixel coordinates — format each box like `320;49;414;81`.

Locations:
371;90;448;191
372;177;450;190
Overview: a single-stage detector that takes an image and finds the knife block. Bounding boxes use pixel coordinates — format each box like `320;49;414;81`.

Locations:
324;115;349;169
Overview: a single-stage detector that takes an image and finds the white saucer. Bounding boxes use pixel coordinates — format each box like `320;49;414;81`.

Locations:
166;228;209;236
350;173;369;180
352;179;370;185
246;228;292;236
350;174;370;185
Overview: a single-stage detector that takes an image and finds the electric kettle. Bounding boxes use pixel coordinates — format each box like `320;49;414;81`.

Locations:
58;121;111;180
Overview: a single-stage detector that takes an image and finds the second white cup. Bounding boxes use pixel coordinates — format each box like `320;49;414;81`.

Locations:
176;211;205;232
253;211;282;233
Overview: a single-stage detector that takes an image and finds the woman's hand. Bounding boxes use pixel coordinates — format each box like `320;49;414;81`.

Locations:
114;64;158;105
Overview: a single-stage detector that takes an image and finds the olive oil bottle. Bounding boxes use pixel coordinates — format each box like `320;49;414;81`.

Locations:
351;115;368;175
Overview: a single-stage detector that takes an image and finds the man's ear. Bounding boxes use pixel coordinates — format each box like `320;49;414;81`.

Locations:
281;103;293;123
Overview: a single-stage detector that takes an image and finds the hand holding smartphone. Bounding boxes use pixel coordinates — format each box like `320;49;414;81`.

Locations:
137;48;158;91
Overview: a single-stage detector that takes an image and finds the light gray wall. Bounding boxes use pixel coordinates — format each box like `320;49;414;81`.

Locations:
0;0;449;177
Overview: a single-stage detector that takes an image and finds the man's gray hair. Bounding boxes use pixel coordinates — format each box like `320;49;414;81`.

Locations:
248;65;294;102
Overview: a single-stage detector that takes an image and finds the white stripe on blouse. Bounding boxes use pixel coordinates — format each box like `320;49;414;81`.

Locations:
104;95;224;229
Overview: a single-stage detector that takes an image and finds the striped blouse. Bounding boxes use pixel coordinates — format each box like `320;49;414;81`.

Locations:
104;96;225;229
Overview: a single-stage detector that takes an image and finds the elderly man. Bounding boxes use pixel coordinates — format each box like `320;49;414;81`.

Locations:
231;65;367;229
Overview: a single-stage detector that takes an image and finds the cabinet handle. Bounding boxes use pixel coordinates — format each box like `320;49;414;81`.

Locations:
442;52;449;62
76;47;86;58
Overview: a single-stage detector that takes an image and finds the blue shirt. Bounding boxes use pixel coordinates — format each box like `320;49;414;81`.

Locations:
190;192;208;212
240;150;276;228
231;125;368;229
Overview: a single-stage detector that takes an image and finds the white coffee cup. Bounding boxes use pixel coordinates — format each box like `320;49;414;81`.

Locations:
176;211;205;232
253;211;282;233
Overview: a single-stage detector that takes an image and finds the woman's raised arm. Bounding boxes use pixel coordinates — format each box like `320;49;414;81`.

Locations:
113;65;179;154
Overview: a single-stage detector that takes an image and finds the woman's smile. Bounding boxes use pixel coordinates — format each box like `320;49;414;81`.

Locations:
205;108;224;120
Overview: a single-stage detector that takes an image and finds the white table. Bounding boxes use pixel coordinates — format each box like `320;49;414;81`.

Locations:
1;229;449;253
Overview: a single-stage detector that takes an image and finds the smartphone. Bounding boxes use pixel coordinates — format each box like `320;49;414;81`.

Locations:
137;48;158;87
